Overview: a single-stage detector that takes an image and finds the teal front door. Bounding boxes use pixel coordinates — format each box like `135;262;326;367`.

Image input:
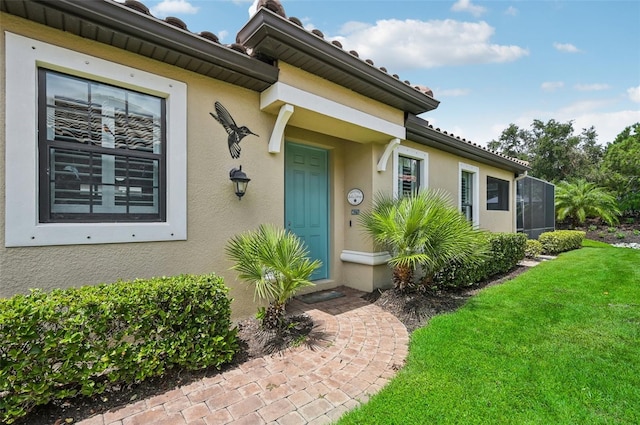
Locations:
285;143;329;280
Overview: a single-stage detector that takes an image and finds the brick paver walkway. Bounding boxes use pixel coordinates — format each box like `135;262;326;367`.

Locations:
78;286;409;425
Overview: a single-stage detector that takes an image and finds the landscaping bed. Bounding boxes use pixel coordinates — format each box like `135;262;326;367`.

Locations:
581;221;640;245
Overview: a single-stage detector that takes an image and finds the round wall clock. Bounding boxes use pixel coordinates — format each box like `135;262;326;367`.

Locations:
347;188;364;206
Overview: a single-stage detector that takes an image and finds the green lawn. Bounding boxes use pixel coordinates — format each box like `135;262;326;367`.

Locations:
338;242;640;424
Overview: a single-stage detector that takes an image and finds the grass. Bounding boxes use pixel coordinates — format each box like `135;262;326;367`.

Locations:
338;242;640;424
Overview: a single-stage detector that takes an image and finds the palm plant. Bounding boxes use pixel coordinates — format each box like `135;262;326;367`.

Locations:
359;190;488;292
555;179;621;227
225;224;321;330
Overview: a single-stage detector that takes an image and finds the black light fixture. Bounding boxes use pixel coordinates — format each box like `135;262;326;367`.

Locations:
229;166;250;200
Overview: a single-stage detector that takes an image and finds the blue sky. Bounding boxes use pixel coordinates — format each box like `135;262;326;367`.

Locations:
132;0;640;146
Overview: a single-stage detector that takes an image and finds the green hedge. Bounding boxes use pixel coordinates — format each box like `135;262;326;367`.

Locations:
0;274;237;424
525;239;543;259
434;232;527;288
538;230;585;255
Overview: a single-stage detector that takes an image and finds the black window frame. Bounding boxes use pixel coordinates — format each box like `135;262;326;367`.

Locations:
38;68;167;223
487;176;510;211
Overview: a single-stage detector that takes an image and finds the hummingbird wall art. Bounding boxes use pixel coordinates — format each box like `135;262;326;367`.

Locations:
209;101;259;159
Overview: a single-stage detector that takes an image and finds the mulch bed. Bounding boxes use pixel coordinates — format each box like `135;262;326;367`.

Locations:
364;266;529;333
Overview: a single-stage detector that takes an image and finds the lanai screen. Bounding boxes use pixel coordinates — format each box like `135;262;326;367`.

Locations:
517;176;555;239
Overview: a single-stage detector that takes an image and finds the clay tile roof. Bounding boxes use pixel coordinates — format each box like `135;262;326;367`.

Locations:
165;16;188;31
118;0;253;58
121;0;439;106
229;43;247;54
123;0;150;15
289;16;303;27
406;115;530;171
258;0;286;18
199;31;220;43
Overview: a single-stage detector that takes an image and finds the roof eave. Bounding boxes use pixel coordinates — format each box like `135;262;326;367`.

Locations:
238;8;440;115
1;0;279;91
406;114;531;174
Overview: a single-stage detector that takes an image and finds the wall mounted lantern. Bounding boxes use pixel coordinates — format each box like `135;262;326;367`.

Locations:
229;166;250;200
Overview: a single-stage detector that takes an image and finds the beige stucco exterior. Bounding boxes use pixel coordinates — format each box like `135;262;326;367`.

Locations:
1;10;524;318
0;15;282;318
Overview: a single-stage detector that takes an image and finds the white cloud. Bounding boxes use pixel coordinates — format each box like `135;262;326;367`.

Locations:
558;99;614;115
541;81;564;92
571;110;640;144
628;85;640;102
504;6;518;16
218;30;230;43
553;42;581;53
332;19;528;71
437;88;471;97
248;0;259;17
574;84;610;92
150;0;198;18
451;0;487;17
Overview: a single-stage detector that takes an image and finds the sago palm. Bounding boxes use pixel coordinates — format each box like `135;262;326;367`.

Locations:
359;190;487;292
225;224;321;330
555;179;620;227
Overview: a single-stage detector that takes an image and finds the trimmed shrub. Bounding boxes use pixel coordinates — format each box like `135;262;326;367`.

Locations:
434;232;527;288
0;274;237;423
525;239;543;259
538;230;585;255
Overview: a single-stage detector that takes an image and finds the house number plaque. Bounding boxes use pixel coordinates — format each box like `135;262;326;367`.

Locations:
347;188;364;206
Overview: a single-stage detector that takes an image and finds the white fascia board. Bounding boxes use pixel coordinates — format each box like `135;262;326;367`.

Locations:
260;82;405;140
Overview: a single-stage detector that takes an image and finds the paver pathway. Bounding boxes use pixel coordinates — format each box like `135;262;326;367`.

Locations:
78;286;409;425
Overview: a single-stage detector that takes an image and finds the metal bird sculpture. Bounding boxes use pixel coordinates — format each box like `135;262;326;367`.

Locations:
209;101;258;159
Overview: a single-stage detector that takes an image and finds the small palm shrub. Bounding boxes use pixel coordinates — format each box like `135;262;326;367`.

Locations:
226;224;321;330
359;189;488;292
555;179;620;227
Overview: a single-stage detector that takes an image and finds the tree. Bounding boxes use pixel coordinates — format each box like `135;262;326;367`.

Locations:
489;120;604;183
528;119;584;182
359;190;487;292
487;123;531;161
601;123;640;213
225;224;321;330
555;179;620;227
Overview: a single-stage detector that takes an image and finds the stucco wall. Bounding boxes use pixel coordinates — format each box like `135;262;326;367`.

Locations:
1;12;520;317
0;14;281;318
406;140;516;233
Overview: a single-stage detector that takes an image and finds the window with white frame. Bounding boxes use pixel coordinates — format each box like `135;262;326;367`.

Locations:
459;163;479;226
5;32;186;247
393;146;428;198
